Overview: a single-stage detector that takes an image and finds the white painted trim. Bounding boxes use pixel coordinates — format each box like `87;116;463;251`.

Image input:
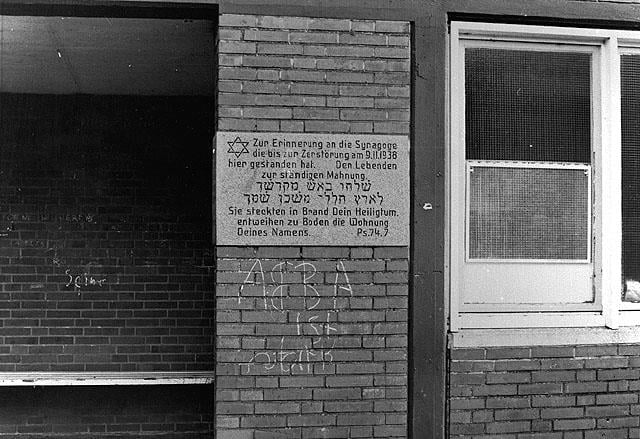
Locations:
600;36;622;329
453;21;612;43
462;39;600;53
618;310;640;326
620;302;640;310
460;302;598;313
0;372;215;386
465;160;593;170
450;325;640;348
458;312;605;330
448;22;464;332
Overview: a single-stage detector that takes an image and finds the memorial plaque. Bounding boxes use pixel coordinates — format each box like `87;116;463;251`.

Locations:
216;132;409;246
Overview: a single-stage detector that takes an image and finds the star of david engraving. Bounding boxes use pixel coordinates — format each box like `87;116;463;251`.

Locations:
227;136;250;158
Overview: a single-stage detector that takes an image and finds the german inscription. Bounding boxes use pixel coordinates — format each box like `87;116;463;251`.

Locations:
216;132;409;246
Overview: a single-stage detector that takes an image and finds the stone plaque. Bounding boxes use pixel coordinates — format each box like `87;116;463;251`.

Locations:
216;132;409;246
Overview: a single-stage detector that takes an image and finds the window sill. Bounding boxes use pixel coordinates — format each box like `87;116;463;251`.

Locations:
449;325;640;348
0;372;214;386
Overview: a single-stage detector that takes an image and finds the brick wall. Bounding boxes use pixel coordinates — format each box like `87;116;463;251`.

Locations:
0;93;214;372
450;345;640;438
0;385;212;438
0;93;215;436
218;15;410;134
216;14;411;438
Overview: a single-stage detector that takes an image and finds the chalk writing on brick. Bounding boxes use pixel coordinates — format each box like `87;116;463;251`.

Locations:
240;258;352;373
65;269;107;290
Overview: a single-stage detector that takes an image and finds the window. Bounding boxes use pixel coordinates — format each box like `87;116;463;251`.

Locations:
621;53;640;305
448;22;639;330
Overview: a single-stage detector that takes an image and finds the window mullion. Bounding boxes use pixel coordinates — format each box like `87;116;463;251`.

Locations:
449;23;464;332
599;36;622;329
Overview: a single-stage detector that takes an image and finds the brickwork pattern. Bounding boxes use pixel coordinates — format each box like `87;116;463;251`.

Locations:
0;385;213;438
216;14;410;439
218;14;410;135
216;247;409;438
0;94;215;373
0;93;215;437
450;345;640;438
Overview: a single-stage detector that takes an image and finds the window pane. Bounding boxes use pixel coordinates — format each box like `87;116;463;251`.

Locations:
621;55;640;302
468;165;590;260
465;48;591;163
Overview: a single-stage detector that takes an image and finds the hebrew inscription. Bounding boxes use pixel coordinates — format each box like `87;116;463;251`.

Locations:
216;132;409;246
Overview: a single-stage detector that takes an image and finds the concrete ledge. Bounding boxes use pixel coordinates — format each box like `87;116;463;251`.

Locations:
450;326;640;348
0;372;215;386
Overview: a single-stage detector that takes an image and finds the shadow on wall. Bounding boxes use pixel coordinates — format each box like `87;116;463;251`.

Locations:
0;385;214;436
0;93;215;436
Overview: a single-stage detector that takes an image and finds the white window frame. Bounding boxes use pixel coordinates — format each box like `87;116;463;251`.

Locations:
448;21;640;332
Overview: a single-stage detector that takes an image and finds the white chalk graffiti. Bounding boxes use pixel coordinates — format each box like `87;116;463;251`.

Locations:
239;259;353;373
65;269;107;290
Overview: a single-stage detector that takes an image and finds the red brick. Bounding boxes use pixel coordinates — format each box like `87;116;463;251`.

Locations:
338;33;387;45
290;32;338;44
531;395;576;407
471;410;494;423
531;370;576;382
486;397;531;408
373;47;409;59
243;30;290;42
449;423;485;435
596;393;638;404
577;370;597;381
494;408;539;420
373;425;405;437
585;430;629;439
531;346;576;358
540;358;585;369
220;14;257;27
288;414;336;427
254;402;300;414
373;121;409;134
486;372;531;384
374;21;410;33
256;16;309;29
554;419;596;430
449;398;485;410
518;434;562;439
597;417;640;428
585;357;629;369
307;18;352;31
565;382;608;393
241;416;287;428
219;41;257;54
486;348;531;360
450;360;495;372
495;360;542;371
217;403;254;415
575;345;618;357
301;427;350;438
486;421;531;433
473;384;519;396
540;407;584;419
598;368;640;380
